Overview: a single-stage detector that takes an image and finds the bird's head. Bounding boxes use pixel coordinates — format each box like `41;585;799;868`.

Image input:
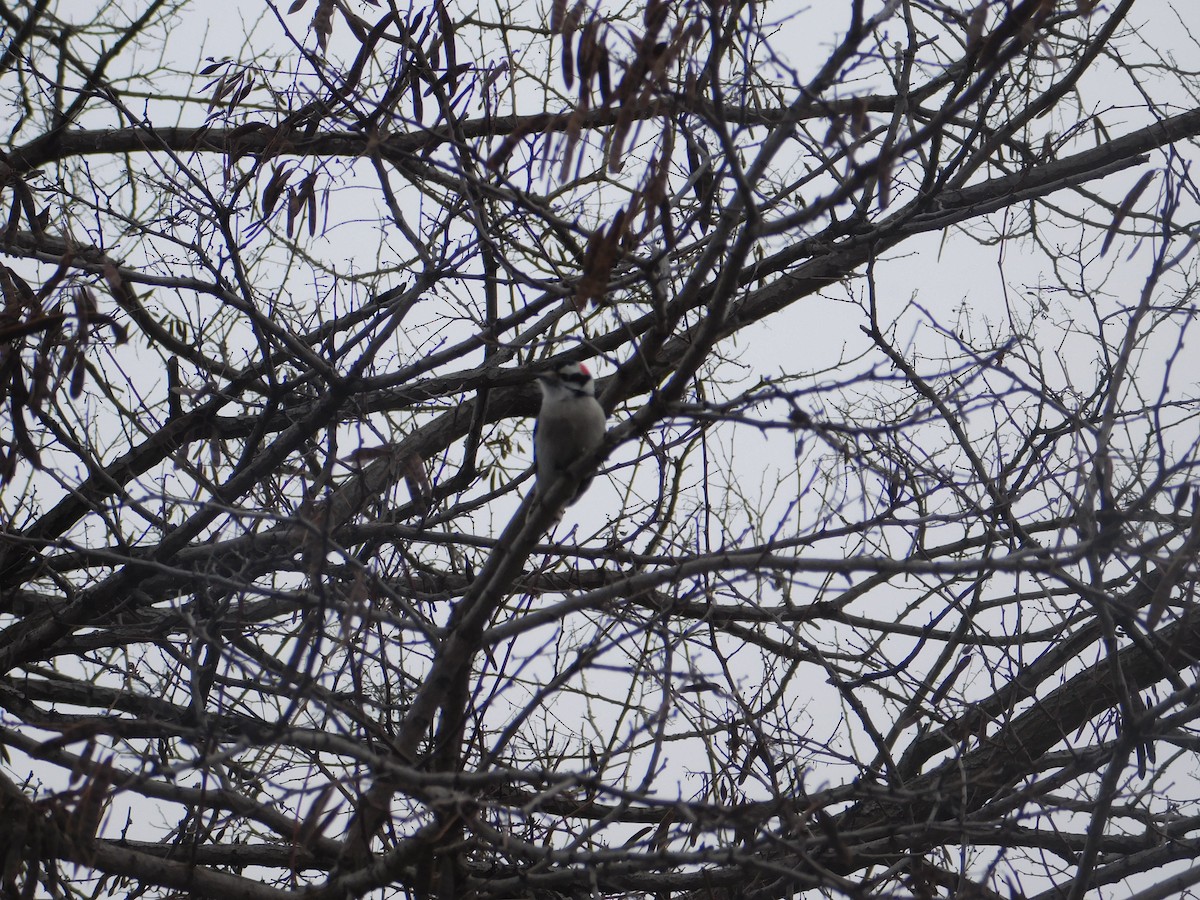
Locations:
537;361;596;398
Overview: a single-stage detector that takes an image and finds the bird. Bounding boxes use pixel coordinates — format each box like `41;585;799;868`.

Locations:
534;361;607;506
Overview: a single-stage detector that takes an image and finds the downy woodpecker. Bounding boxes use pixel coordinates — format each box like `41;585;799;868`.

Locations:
534;361;607;505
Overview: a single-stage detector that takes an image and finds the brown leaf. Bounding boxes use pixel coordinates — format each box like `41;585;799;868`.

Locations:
11;176;42;237
102;263;138;309
298;171;319;237
297;784;336;845
576;18;596;85
559;101;587;182
641;153;669;234
229;74;256;111
608;109;632;173
576;207;626;308
643;0;668;42
410;9;428;43
485;113;552;171
435;0;456;73
965;3;987;50
262;164;293;217
204;72;238;114
596;44;611;102
410;71;424;119
3;189;20;242
401;452;433;508
823;116;845;147
481;59;508;94
849;98;870;140
565;0;585;34
286;186;302;236
225;120;271;167
311;0;334;50
561;31;575;90
69;353;86;397
0;265;36;311
1101;169;1156;257
72;285;95;333
877;157;892;210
